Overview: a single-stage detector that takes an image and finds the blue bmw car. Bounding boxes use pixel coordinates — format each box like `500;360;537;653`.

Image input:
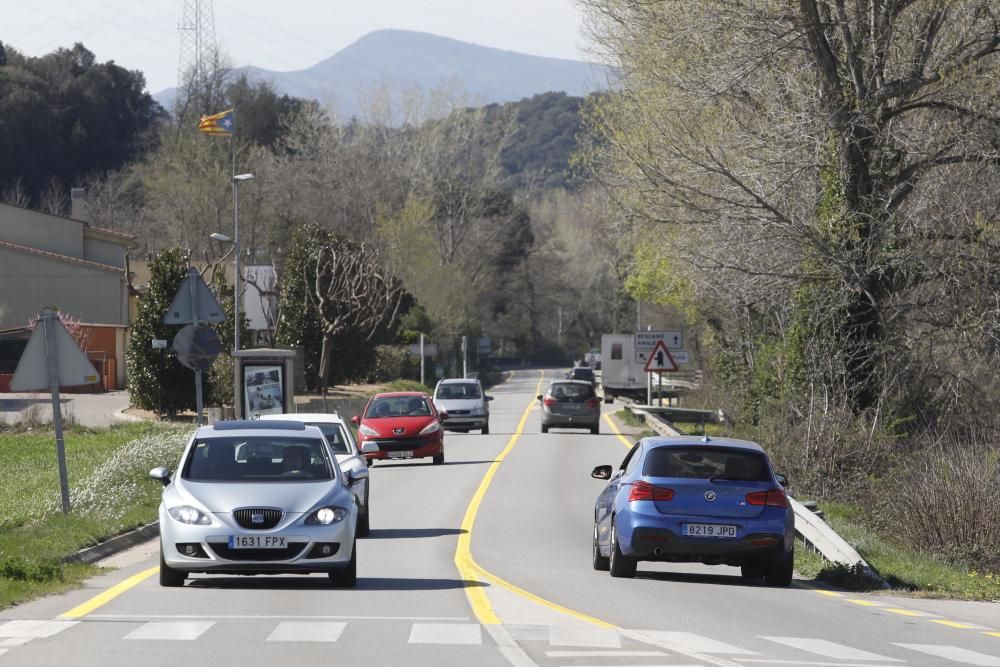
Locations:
591;436;794;585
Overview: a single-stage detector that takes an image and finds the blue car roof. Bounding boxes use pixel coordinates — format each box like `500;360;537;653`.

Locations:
641;436;765;453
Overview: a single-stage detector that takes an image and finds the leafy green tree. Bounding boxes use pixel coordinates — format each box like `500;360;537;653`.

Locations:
0;43;164;208
126;249;194;417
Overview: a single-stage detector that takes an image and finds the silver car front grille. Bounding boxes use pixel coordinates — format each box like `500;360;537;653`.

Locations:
233;507;283;529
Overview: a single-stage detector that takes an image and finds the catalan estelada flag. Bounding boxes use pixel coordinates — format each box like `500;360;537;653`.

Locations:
198;109;234;135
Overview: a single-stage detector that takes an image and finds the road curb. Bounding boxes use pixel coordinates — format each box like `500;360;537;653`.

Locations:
64;522;160;565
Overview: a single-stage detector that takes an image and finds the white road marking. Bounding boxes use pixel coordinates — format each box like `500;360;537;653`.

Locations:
761;637;903;662
482;623;539;667
0;638;33;647
621;628;749;667
0;620;78;638
546;650;667;658
737;661;904;666
0;649;5;657
505;624;550;641
632;630;759;655
266;621;346;642
408;623;483;645
87;613;470;621
548;625;621;648
894;644;1000;666
124;621;214;641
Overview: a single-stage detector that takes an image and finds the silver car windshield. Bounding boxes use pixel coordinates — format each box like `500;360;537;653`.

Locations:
436;383;482;399
183;436;335;482
310;423;352;454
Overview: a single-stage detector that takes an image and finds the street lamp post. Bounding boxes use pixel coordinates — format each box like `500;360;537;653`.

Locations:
231;173;254;353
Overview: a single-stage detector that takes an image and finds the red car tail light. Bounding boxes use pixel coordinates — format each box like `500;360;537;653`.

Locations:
543;397;558;408
584;398;600;408
745;488;788;508
629;481;675;502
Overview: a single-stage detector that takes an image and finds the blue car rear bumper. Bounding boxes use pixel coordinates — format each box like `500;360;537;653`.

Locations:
616;504;793;563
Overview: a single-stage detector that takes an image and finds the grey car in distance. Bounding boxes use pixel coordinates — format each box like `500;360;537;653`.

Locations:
538;380;602;434
433;378;493;434
149;420;362;588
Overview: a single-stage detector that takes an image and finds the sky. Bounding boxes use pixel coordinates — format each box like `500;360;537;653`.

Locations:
2;0;591;94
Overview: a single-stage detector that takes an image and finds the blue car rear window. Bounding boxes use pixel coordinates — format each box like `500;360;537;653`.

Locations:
643;447;770;481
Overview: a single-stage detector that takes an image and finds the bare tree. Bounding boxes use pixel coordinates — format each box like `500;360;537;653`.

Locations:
304;237;403;402
578;0;1000;416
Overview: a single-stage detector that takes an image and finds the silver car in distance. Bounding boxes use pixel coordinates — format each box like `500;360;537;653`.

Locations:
149;420;363;588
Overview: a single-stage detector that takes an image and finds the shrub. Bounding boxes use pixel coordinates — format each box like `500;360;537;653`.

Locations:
367;345;418;383
875;424;1000;571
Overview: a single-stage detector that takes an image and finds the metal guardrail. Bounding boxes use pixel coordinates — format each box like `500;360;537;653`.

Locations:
623;402;888;588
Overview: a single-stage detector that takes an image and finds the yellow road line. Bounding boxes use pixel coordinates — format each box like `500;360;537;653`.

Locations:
810;589;844;597
846;599;886;607
885;608;926;617
603;411;633;450
984;632;1000;638
932;620;980;629
456;371;614;629
59;566;160;619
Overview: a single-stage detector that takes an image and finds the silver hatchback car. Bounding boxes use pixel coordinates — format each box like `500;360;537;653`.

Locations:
150;420;363;587
433;378;493;434
259;413;377;536
538;380;602;434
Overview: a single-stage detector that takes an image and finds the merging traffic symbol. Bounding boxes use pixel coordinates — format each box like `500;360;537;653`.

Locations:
643;340;678;372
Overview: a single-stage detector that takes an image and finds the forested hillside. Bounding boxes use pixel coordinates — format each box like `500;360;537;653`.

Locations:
0;42;164;209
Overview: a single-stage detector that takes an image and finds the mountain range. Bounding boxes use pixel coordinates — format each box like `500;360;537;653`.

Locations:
154;30;612;118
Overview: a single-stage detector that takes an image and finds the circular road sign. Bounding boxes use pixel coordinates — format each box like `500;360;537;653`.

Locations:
172;324;222;371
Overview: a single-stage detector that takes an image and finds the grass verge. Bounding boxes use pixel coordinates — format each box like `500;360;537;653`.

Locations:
0;422;189;610
795;503;1000;600
614;409;656;438
667;421;729;437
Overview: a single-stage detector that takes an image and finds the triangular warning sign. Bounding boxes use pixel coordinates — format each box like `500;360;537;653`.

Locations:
164;267;226;324
643;340;678;372
11;314;101;391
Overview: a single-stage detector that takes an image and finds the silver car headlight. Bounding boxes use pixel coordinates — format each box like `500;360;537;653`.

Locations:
167;505;212;525
359;424;380;437
304;507;349;525
471;407;486;416
419;421;441;435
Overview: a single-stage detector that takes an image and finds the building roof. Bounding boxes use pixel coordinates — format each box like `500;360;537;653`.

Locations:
0;239;123;273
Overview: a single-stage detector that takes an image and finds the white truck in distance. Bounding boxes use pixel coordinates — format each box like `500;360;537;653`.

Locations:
599;333;647;403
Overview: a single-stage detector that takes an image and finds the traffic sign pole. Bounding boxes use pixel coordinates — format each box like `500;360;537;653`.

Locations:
41;312;71;514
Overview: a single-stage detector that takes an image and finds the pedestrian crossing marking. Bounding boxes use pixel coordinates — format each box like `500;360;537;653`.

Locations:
548;625;620;648
895;643;1000;666
266;621;346;642
0;638;33;647
0;619;78;639
124;621;214;641
546;650;667;658
408;622;482;645
632;630;758;655
761;637;903;661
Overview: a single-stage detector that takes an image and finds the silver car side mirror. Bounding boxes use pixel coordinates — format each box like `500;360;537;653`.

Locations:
149;466;171;486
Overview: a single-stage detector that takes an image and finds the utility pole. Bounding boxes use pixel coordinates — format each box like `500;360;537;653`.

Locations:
461;336;468;378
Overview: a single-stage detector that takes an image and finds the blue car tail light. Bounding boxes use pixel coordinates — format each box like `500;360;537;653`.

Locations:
628;481;675;502
744;487;788;508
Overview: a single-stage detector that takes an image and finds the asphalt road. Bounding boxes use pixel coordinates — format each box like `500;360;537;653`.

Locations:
1;369;998;666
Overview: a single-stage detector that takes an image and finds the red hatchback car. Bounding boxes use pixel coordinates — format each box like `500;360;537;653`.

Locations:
352;392;447;465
